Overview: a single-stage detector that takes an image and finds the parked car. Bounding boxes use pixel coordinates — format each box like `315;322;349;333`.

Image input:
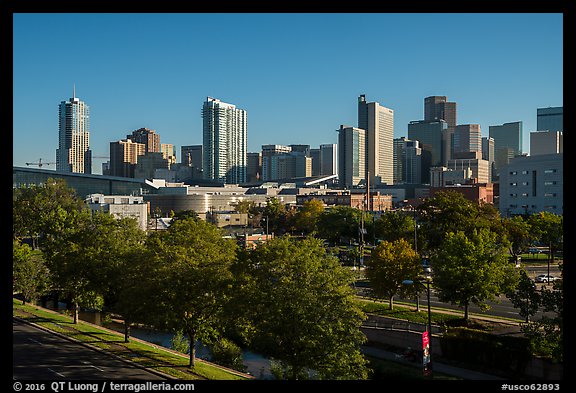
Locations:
535;274;559;283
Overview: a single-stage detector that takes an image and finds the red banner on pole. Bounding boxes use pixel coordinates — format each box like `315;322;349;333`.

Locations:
422;331;431;376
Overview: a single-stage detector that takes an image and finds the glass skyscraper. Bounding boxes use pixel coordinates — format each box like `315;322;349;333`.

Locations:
202;97;247;184
56;88;92;174
489;121;523;177
537;107;563;132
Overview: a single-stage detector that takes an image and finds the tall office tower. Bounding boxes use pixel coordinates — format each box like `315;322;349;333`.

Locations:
275;154;312;180
489;121;523;178
337;125;366;188
482;136;495;182
424;96;457;129
160;143;176;165
310;148;321;176
246;152;262;182
127;128;161;153
181;145;203;168
202;97;247;184
454;124;482;155
109;139;146;178
407;119;449;167
530;131;563;155
320;144;338;176
56;87;92;173
261;144;291;181
358;94;394;185
393;137;422;184
424;96;457;161
537;106;563;132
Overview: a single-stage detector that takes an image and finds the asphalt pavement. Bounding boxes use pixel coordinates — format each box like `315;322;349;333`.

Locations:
13;318;169;380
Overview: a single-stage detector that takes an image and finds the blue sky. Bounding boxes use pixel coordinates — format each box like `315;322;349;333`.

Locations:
13;13;563;174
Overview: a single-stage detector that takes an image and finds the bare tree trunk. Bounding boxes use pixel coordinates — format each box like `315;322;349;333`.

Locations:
73;301;79;324
187;331;196;368
124;320;131;343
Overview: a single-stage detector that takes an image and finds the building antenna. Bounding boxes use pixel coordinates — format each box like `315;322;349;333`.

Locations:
73;83;76;99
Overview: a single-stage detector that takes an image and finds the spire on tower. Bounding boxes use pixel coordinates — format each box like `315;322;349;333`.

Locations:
73;84;76;99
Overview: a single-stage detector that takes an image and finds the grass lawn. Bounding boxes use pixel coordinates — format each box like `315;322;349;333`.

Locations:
13;299;250;380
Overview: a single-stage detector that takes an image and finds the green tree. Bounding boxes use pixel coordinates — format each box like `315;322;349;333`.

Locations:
418;191;504;255
521;268;562;362
42;209;98;323
84;213;148;342
316;206;362;245
233;236;369;380
13;178;86;249
13;239;51;305
232;200;254;214
261;197;295;235
502;216;533;264
506;269;541;323
364;238;422;310
431;229;519;321
293;199;324;235
144;217;237;368
171;330;190;354
528;212;563;274
210;337;246;373
373;210;416;244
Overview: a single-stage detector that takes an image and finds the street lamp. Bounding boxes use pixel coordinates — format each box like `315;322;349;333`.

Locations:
403;262;433;378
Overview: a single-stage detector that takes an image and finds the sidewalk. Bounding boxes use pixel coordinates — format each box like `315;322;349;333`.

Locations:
361;345;506;380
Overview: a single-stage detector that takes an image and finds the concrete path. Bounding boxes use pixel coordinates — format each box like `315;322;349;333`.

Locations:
361;345;506;380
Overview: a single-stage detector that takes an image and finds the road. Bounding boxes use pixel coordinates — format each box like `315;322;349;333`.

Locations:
355;263;561;321
13;319;167;380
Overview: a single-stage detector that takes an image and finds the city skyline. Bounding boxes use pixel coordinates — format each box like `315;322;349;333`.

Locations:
13;13;563;174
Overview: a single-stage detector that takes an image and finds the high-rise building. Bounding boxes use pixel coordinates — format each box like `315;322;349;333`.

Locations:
181;145;203;168
424;96;457;162
202;97;247;184
424;96;457;129
393;137;422;184
358;94;394;185
482;136;495;182
246;152;262;183
319;144;338;176
530;131;563;156
489;121;523;177
407;119;449;167
337;125;366;188
127;128;160;153
261;144;291;181
56;87;92;174
109;139;146;178
160;143;176;165
310;148;321;176
537;106;563;132
454;124;482;155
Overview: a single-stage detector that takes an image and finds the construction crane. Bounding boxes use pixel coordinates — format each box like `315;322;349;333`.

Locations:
25;158;56;168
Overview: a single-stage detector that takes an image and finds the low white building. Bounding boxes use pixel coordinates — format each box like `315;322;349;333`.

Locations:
86;193;148;231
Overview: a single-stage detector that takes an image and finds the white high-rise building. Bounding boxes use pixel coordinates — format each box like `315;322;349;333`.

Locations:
202;97;247;184
337;125;366;188
358;95;394;185
56;87;92;173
